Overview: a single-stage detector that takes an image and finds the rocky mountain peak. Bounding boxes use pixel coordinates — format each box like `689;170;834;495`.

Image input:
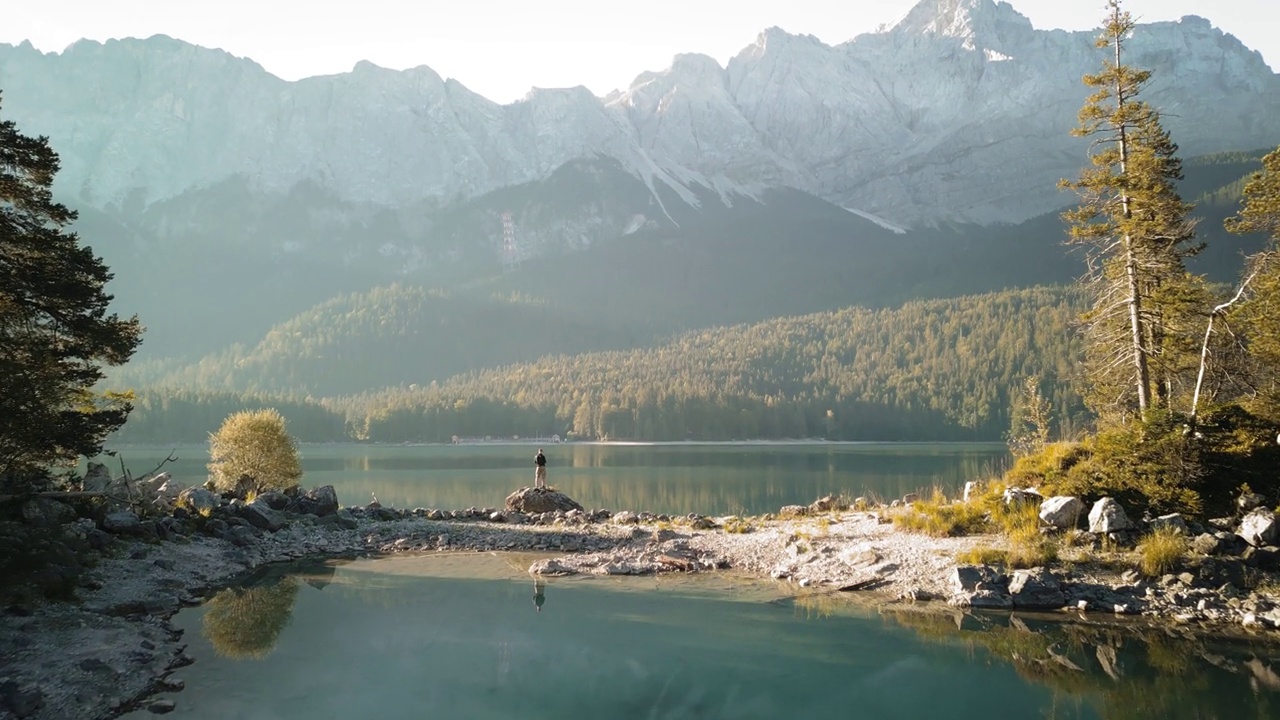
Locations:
892;0;1033;50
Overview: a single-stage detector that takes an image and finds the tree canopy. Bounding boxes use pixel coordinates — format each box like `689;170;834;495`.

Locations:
0;91;142;491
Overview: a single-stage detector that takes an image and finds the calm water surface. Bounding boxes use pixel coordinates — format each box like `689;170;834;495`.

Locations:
122;554;1280;720
101;442;1007;515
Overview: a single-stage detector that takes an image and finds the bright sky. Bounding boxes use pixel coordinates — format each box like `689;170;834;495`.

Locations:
6;0;1276;103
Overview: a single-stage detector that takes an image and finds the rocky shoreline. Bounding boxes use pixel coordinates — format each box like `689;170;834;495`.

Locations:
2;485;1280;719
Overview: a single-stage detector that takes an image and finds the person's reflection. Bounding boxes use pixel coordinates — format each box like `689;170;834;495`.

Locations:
534;577;546;613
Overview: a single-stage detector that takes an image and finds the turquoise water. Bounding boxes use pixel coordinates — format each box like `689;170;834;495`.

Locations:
123;554;1280;720
98;442;1007;515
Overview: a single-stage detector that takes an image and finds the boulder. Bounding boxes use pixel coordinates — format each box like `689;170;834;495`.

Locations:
102;510;142;535
1003;487;1043;507
294;485;339;517
949;564;1012;608
1239;508;1279;547
963;481;980;503
82;462;114;493
1008;567;1066;609
780;505;810;517
810;495;841;513
240;501;286;532
1038;496;1083;529
176;487;219;517
1192;532;1224;555
612;511;639;524
505;487;585;514
19;497;78;527
256;491;291;511
528;558;577;576
1149;513;1189;535
1088;498;1134;533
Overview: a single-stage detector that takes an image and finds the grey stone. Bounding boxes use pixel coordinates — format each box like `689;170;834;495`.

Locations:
528;558;576;576
1239;508;1279;547
505;487;585;514
20;497;79;528
1088;498;1134;533
147;699;176;714
0;680;44;717
1008;567;1066;609
951;564;1007;593
901;493;920;505
240;501;286;532
612;511;640;524
1003;487;1043;507
1192;533;1223;555
1038;496;1083;529
256;491;290;511
1149;513;1189;535
962;481;980;503
302;485;340;516
226;526;257;547
780;505;810;517
176;487;219;517
82;461;114;493
102;510;142;534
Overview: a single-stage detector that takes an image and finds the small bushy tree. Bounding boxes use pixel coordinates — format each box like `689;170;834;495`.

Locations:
208;408;302;494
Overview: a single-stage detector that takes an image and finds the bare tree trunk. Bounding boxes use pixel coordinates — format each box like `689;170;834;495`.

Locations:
1189;271;1258;427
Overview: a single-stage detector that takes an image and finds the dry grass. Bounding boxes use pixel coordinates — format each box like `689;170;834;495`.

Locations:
892;487;993;537
1136;527;1188;577
722;517;754;534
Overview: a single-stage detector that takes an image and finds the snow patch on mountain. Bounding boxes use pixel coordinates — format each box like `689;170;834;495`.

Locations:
845;208;909;235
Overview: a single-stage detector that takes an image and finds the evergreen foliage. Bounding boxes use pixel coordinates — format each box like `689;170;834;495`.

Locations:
0;92;142;492
1062;2;1203;421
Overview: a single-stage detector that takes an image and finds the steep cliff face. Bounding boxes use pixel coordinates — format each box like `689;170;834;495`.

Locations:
1;0;1275;230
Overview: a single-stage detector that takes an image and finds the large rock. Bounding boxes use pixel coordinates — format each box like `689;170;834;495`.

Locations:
176;487;219;517
948;565;1012;609
82;462;114;493
102;510;142;535
19;497;78;527
1088;498;1134;533
240;501;286;532
1008;567;1066;609
1239;508;1280;547
1149;513;1188;535
292;485;339;517
504;487;585;514
1038;496;1083;529
1003;487;1043;507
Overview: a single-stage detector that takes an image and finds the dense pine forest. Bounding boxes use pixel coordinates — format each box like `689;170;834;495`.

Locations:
112;286;1088;444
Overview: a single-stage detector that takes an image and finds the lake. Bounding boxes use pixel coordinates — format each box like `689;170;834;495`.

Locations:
121;554;1280;720
100;442;1008;516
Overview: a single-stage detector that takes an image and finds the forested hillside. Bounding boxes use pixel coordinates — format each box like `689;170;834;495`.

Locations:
338;286;1089;443
111;286;1087;444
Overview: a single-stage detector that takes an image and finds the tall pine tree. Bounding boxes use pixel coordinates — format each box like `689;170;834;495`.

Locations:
1062;0;1201;423
0;91;143;492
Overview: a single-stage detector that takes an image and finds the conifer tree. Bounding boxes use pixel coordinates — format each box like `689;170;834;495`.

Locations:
0;92;143;491
1062;0;1201;422
1222;146;1280;420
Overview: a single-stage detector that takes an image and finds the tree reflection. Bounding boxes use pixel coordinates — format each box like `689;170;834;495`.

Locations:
202;576;300;660
882;608;1280;719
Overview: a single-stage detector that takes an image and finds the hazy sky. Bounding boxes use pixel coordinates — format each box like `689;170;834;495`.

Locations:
7;0;1277;103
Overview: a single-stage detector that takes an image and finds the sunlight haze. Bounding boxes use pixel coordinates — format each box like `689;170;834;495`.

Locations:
7;0;1277;103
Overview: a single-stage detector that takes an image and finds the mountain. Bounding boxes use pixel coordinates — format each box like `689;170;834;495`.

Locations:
1;0;1275;229
2;0;1275;362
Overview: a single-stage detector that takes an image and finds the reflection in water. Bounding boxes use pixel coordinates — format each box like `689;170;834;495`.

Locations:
139;556;1280;719
202;562;337;660
533;577;546;613
202;578;299;660
92;442;1009;516
879;607;1280;720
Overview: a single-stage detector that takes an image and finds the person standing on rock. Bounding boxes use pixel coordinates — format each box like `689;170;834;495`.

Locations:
534;448;547;489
